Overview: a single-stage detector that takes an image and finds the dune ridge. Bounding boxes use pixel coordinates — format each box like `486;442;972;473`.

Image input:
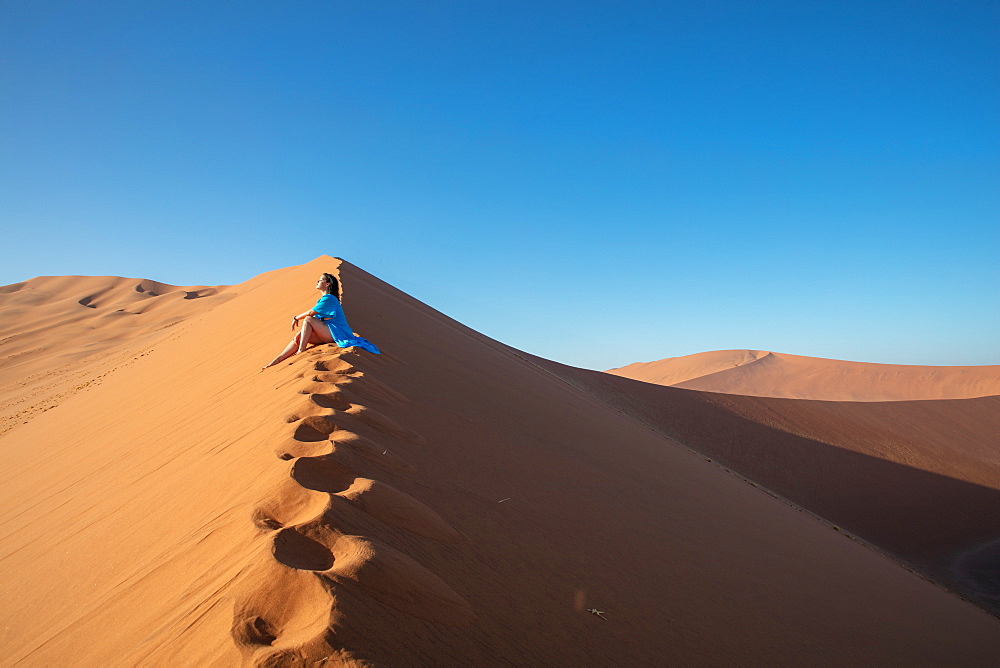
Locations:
234;343;473;666
1;257;999;665
608;349;1000;401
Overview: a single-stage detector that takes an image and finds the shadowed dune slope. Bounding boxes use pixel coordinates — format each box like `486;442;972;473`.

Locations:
608;349;1000;401
549;362;1000;614
1;257;998;666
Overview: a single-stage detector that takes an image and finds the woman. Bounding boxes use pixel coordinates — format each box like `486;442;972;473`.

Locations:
262;272;380;370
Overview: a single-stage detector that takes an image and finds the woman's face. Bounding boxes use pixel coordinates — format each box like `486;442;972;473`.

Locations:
316;276;329;290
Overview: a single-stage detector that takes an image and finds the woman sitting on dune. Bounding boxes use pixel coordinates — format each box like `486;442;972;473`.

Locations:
262;272;380;370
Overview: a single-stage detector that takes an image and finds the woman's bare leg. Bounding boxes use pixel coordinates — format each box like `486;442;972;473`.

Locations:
296;319;315;354
262;319;334;370
297;317;333;353
262;334;303;370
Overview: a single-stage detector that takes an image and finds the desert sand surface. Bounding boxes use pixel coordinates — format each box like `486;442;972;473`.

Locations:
0;274;233;436
555;362;1000;615
608;349;1000;401
1;257;998;666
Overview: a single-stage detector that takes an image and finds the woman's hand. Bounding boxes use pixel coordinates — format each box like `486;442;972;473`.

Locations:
291;310;314;329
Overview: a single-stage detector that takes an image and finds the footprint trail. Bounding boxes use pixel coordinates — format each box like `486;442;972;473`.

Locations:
232;345;472;665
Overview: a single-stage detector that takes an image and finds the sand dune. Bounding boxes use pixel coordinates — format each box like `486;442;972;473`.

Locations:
1;258;998;665
608;349;1000;401
555;362;1000;614
0;274;233;436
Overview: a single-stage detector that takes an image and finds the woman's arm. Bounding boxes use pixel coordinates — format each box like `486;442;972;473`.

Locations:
291;309;316;329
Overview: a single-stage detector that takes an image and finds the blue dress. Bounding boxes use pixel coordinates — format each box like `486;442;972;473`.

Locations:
312;294;381;354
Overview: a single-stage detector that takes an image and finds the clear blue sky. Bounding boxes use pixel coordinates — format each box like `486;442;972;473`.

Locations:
2;1;997;369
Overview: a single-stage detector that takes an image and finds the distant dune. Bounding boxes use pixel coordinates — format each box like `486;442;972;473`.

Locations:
0;274;233;436
608;349;1000;401
1;258;998;665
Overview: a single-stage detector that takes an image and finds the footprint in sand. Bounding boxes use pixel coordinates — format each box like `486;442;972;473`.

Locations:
275;437;334;460
273;527;336;571
309;391;352;410
290;455;460;542
282;391;354;424
311;359;359;376
252;477;332;532
281;401;425;457
289;454;459;543
291;415;339;442
270;529;474;626
290;456;356;493
231;558;341;661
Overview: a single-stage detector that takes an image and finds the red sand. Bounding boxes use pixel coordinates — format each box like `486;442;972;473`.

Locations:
0;257;997;665
609;349;1000;401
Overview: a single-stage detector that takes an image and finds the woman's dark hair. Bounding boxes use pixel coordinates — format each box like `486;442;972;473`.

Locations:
322;273;341;299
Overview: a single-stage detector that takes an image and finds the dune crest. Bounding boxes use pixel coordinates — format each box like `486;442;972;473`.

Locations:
608;349;1000;401
1;258;998;665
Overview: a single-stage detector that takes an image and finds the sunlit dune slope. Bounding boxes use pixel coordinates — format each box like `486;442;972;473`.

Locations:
553;362;1000;614
608;349;1000;401
0;274;234;435
1;258;998;666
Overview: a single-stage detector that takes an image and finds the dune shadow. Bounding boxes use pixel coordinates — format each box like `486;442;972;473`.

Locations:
273;527;334;571
954;540;1000;609
293;416;339;442
311;392;352;410
543;359;1000;616
291;456;356;493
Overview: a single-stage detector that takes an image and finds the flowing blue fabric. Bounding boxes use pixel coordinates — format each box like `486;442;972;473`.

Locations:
312;294;381;354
